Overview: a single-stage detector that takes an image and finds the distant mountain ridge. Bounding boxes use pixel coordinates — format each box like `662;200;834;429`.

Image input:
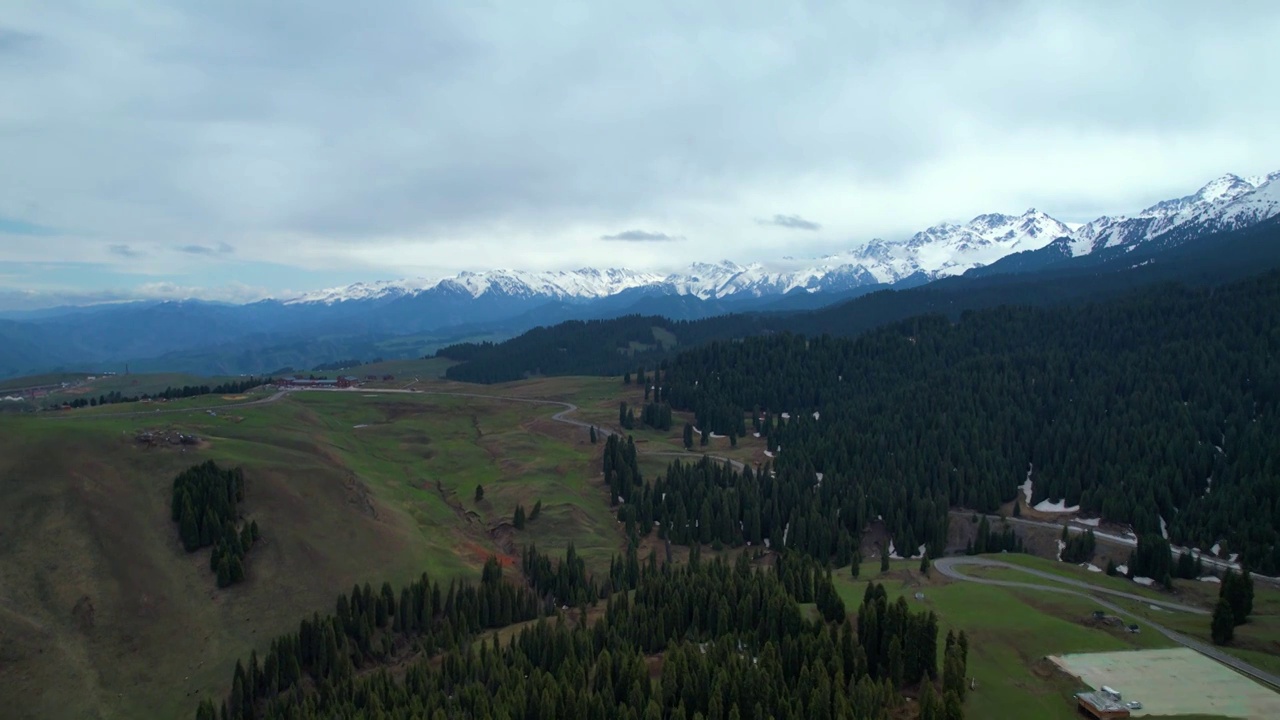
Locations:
2;169;1278;379
285;169;1280;306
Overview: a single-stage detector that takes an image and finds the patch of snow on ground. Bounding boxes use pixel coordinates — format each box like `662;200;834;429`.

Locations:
1211;543;1221;556
764;451;774;458
815;472;824;483
1021;464;1033;505
753;432;761;438
353;424;369;428
710;433;725;439
1082;563;1102;573
1199;576;1221;584
691;427;700;435
1056;540;1066;561
914;544;927;560
780;413;791;420
1159;515;1168;539
1116;565;1129;575
1133;577;1155;586
1075;517;1101;527
1205;476;1212;495
1229;553;1239;563
1034;498;1081;513
888;540;904;560
812;411;820;420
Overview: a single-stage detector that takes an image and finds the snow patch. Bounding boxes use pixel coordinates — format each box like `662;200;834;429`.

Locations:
763;451;774;458
1133;577;1155;586
709;432;725;439
914;544;927;560
780;413;791;420
1229;553;1239;563
1159;515;1168;540
1020;467;1033;506
1034;499;1080;513
1056;540;1065;561
352;424;369;429
1081;563;1102;573
1075;517;1101;527
888;540;904;560
812;411;820;420
752;432;761;438
1199;576;1221;584
1116;565;1129;575
1211;543;1221;556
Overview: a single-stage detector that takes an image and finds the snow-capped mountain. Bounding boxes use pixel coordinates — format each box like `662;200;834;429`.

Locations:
288;268;663;305
284;169;1280;308
1068;172;1280;256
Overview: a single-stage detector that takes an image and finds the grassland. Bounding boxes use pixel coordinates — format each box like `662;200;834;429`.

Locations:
831;560;1181;720
3;371;1276;720
0;387;621;720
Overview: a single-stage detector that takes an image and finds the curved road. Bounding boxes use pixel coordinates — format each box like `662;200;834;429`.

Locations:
934;556;1280;691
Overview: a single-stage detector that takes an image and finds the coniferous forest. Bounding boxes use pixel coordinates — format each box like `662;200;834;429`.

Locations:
197;550;965;720
170;461;260;587
657;272;1280;572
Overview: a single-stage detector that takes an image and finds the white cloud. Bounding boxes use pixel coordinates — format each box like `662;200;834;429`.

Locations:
0;1;1277;291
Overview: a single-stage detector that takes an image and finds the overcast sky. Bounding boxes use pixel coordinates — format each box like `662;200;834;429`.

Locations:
2;1;1278;307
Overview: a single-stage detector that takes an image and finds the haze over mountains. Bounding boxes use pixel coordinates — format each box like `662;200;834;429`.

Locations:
285;170;1278;305
1;169;1277;379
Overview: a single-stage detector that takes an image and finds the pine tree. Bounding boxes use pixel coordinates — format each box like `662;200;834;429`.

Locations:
880;548;890;574
683;423;694;450
514;504;526;530
475;484;485;503
1212;597;1235;645
590;426;598;444
919;554;930;576
530;499;542;521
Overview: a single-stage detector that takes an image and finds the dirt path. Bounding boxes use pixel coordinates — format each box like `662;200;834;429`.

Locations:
934;556;1280;690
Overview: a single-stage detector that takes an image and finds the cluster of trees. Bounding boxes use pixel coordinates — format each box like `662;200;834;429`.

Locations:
199;545;971;719
1212;566;1256;645
195;557;544;720
170;461;258;588
1127;535;1175;588
617;450;947;567
640;401;674;431
438;315;769;384
1059;528;1095;564
512;500;541;530
659;273;1280;572
966;516;1025;556
310;358;381;371
521;543;602;607
55;377;271;410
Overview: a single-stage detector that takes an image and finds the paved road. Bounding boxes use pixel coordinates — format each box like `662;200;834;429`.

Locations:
948;509;1278;584
934;556;1280;691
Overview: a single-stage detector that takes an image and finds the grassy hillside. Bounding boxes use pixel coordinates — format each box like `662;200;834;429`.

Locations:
0;388;621;720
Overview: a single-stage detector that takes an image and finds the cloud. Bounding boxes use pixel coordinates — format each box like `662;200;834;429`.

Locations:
599;230;684;242
0;216;57;236
1;2;1279;291
177;242;235;255
108;244;142;258
758;214;821;231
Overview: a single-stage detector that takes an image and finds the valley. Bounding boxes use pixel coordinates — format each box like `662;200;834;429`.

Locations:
3;357;1279;719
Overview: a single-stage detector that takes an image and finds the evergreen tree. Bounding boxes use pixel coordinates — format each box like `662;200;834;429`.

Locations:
514;504;526;530
590;425;598;444
683;423;694;450
475;484;485;503
880;549;890;574
1212;597;1235;645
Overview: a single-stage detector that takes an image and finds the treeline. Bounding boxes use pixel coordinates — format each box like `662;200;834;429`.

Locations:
1059;528;1095;564
966;516;1025;556
661;272;1280;572
170;461;259;588
438;314;770;383
199;549;967;720
55;377;270;409
311;358;381;371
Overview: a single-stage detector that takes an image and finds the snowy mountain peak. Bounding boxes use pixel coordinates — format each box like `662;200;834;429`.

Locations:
284;167;1280;308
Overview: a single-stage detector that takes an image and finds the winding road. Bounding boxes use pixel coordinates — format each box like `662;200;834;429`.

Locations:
934;556;1280;691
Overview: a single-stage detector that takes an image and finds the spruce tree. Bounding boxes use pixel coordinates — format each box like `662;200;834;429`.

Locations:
880;549;890;574
1212;598;1235;645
